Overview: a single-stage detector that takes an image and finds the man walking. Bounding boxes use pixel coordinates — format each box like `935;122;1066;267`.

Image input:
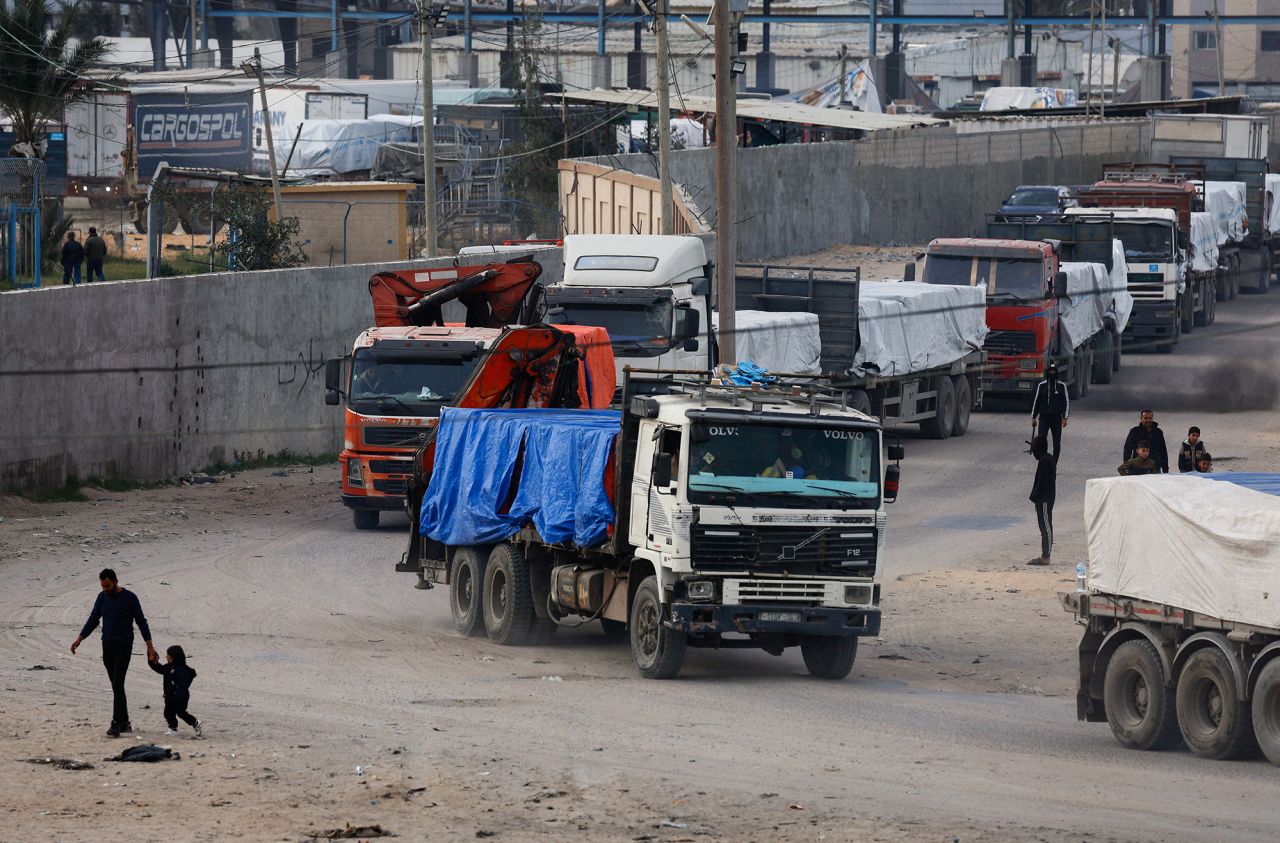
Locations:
83;227;108;282
60;231;84;286
1122;409;1169;474
1027;435;1057;566
1029;363;1069;459
70;569;157;737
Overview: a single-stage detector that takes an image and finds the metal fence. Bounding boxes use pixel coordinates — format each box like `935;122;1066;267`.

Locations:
0;159;46;288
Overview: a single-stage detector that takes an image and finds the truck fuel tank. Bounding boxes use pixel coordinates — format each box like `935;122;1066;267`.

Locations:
552;565;606;615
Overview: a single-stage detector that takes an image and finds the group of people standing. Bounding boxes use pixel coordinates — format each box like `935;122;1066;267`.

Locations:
60;228;109;285
1023;365;1216;566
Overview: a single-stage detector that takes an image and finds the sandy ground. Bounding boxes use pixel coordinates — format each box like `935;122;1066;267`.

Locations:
5;242;1280;841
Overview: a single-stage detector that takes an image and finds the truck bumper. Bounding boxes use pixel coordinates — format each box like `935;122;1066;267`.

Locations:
1122;302;1178;345
980;374;1039;397
340;493;406;511
668;603;881;637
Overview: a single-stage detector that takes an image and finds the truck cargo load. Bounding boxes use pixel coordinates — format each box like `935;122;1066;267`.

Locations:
421;408;620;549
1190;211;1221;272
1106;238;1134;335
1267;174;1280;236
1199;180;1248;244
1084;474;1280;629
851;282;987;378
711;310;822;374
1057;262;1107;351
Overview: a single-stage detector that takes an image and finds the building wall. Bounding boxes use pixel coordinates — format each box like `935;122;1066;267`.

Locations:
282;183;412;267
0;249;565;492
574;121;1150;259
1173;0;1280;98
558;161;708;236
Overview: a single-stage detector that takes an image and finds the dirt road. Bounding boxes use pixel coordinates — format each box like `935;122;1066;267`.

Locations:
4;262;1280;841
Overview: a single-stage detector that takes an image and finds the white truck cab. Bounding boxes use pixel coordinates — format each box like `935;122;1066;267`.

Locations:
545;235;712;385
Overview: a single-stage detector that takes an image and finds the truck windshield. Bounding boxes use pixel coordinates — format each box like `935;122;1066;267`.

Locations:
348;349;480;418
1005;187;1059;207
923;255;1045;299
687;422;880;508
1114;222;1175;261
548;300;673;356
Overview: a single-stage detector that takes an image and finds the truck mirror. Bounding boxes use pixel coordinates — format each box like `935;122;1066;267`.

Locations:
683;337;700;352
654;452;674;488
691;276;710;296
883;464;901;503
1053;271;1068;298
324;358;341;391
887;444;905;462
676;306;701;344
902;263;916;283
325;391;341;406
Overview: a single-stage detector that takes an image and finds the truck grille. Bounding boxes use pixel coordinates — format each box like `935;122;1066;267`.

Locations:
367;458;413;475
372;478;408;495
724;579;827;605
983;330;1037;356
364;426;426;447
1127;273;1168;301
691;525;876;576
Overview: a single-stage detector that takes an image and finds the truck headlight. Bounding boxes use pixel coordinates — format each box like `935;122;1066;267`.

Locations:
844;585;872;605
686;580;715;601
347;460;364;488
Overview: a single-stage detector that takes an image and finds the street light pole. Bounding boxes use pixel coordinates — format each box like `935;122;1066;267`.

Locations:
419;1;441;257
655;0;673;235
243;48;284;220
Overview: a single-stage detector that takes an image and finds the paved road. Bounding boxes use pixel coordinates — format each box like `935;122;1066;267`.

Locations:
5;285;1280;840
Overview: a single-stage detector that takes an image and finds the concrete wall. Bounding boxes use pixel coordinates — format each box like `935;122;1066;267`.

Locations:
0;249;564;492
580;121;1150;259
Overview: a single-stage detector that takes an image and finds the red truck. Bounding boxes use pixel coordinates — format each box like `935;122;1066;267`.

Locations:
324;257;545;528
922;214;1121;401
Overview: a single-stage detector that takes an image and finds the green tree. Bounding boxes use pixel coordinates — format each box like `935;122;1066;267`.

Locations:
0;0;112;158
207;182;308;271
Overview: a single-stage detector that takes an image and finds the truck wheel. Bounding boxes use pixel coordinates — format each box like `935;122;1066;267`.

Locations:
483;544;534;646
1180;294;1195;335
1176;647;1258;760
1251;659;1280;765
449;547;487;636
1111;329;1122;372
600;617;628;641
849;389;872;417
1195;282;1211;328
1067;353;1084;400
951;376;972;436
919;376;955;439
1092;332;1113;384
529;617;558;645
1103;639;1180;751
1079;348;1092;397
1208;287;1218;324
630;575;686;679
352;509;379;530
800;635;858;680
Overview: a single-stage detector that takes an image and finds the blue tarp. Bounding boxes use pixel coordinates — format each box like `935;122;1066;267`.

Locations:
1203;472;1280;498
420;408;621;548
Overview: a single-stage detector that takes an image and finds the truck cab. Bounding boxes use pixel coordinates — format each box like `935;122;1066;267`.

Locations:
921;237;1061;397
545;235;711;386
329;326;501;528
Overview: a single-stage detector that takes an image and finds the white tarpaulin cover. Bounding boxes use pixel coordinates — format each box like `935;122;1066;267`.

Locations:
714;310;822;374
1058;262;1106;351
276;118;415;175
851;282;987;377
1106;239;1134;335
1199;180;1247;244
1190;211;1220;273
979;86;1078;111
1266;174;1280;236
1085;474;1280;628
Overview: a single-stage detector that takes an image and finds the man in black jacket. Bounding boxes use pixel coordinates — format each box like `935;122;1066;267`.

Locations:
70;569;157;736
1028;435;1057;566
1030;363;1069;459
1122;409;1169;474
60;231;84;286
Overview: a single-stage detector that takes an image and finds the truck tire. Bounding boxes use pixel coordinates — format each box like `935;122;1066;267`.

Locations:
1079;348;1092;397
483;544;534;646
951;376;972;436
1111;329;1122;372
1176;647;1258;760
529;617;558;645
1207;285;1218;325
600;617;628;640
1067;352;1084;400
449;547;487;636
1092;331;1113;384
1195;281;1212;327
1251;659;1280;766
919;377;955;440
1103;639;1180;751
630;575;686;679
800;635;858;680
352;509;380;530
849;389;873;417
1180;293;1195;335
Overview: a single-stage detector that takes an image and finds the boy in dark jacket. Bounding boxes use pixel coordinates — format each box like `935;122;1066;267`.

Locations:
1118;442;1159;476
1028;436;1057;566
148;644;201;736
1179;427;1208;473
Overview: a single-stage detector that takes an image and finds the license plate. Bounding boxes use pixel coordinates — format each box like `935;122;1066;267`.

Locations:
758;611;802;624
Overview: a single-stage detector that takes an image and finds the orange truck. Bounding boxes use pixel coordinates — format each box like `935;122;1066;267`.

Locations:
324;257;545;529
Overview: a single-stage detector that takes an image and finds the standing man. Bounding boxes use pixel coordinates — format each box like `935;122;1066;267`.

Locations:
60;231;84;286
70;569;157;737
83;226;108;283
1027;435;1057;566
1123;409;1170;474
1029;363;1069;459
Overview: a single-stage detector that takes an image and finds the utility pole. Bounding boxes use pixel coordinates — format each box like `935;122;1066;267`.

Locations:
838;44;849;104
242;48;284;220
1110;37;1121;106
418;2;444;257
1099;0;1107;117
1085;0;1096;115
1210;0;1225;96
654;0;673;235
714;0;740;364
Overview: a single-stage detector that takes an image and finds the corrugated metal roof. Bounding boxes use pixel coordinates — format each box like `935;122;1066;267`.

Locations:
561;88;944;131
